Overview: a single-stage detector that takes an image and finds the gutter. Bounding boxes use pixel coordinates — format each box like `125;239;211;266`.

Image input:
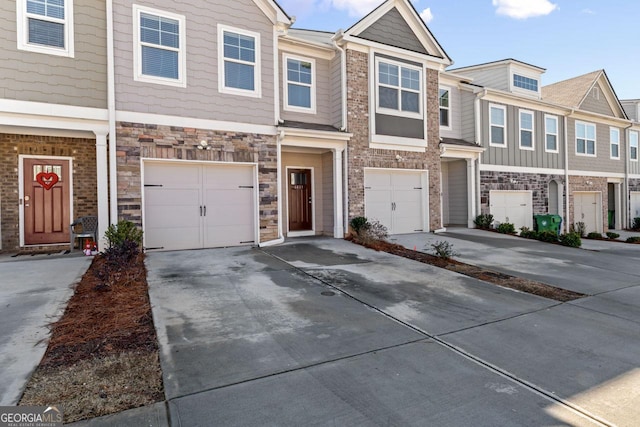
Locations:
332;31;349;233
624;122;634;228
106;0;117;225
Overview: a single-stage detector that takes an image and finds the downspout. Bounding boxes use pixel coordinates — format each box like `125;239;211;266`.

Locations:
333;31;349;233
624;122;634;228
106;0;117;225
563;111;572;233
474;89;487;220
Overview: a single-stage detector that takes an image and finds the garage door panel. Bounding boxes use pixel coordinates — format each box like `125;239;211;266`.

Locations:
631;192;640;219
145;163;200;187
490;191;532;230
574;192;600;233
364;170;392;188
204;166;253;189
145;226;201;251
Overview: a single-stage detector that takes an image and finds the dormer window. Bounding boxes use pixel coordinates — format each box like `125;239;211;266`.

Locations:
513;74;538;92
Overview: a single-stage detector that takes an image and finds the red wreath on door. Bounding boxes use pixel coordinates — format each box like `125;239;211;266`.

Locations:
35;172;59;190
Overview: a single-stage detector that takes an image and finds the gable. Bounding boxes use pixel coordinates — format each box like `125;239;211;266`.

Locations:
358;7;427;55
579;82;615;117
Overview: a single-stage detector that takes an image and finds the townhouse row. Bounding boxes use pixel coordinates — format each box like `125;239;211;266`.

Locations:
1;0;638;252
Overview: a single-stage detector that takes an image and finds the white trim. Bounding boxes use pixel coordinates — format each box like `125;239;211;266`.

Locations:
18;155;74;247
510;71;540;98
544;114;559;153
282;53;316;114
518;109;535;151
132;5;187;88
16;0;75;57
280;128;352;143
371;134;426;149
575;121;597;157
140;159;260;249
115;110;277;135
480;164;565;175
0;99;108;121
568;170;625;178
374;57;423;120
285;166;315;236
440;144;484;159
489;104;507;147
439;86;452;131
280;37;336;60
340;37;448;69
610;127;620;160
630;130;639;162
218;24;262;98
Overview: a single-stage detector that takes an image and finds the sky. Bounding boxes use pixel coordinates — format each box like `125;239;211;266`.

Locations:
277;0;639;100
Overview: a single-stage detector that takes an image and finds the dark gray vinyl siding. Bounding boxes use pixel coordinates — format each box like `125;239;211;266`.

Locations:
357;7;427;54
480;101;563;169
376;114;424;139
0;0;107;108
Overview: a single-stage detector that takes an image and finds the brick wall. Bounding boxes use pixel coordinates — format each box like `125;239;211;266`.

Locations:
568;176;608;232
480;171;565;216
115;122;278;243
0;134;97;251
345;49;442;231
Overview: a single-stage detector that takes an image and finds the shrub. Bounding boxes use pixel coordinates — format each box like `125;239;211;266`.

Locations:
587;232;603;239
538;230;559;243
349;216;369;236
496;222;515;234
559;232;581;248
632;217;640;231
357;219;389;244
626;236;640;244
474;214;494;230
95;221;143;290
571;222;586;238
519;227;539;239
105;220;143;248
430;241;459;259
605;232;620;240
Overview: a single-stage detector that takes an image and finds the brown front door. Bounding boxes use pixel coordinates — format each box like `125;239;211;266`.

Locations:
288;169;312;232
23;158;71;245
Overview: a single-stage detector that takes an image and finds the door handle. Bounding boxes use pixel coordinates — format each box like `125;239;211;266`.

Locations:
308;197;312;204
200;206;203;216
203;206;206;216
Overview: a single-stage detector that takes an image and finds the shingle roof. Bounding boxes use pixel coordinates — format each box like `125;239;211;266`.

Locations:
541;70;602;107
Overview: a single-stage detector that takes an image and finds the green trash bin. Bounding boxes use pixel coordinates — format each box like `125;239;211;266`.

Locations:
534;214;563;235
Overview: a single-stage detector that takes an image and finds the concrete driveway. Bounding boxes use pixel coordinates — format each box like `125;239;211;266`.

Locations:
0;253;91;405
140;240;608;426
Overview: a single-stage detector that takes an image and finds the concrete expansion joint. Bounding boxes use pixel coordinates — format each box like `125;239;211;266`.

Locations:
259;249;614;427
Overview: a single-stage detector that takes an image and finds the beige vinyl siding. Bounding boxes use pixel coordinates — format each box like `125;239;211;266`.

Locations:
480;101;563;169
439;85;461;139
330;54;343;129
579;83;615;117
358;7;427;55
0;0;107;108
113;0;275;125
456;67;509;92
322;152;334;234
566;118;625;173
279;51;333;125
460;89;476;142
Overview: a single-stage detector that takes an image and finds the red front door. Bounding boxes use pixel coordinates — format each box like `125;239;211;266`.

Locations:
288;169;312;232
23;158;71;245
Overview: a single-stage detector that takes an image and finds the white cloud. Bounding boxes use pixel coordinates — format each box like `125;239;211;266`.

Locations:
420;7;434;24
581;8;595;15
492;0;558;19
323;0;383;17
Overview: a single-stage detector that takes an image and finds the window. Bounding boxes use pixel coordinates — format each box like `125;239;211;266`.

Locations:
545;115;558;153
576;122;596;156
218;25;261;98
513;74;538;92
376;59;421;117
133;5;185;87
284;55;315;113
489;104;506;146
610;128;620;159
631;131;639;161
519;110;534;150
17;0;74;57
439;88;450;128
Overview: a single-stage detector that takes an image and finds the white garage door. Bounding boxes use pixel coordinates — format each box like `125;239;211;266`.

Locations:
144;162;256;251
489;191;533;230
631;192;640;223
574;192;601;233
364;169;426;235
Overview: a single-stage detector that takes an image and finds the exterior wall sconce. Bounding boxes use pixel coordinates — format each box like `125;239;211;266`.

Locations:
586;180;593;186
510;178;518;184
395;154;404;161
197;140;211;150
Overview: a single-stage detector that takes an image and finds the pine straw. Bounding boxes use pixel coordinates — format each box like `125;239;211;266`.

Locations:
19;251;164;423
349;237;586;302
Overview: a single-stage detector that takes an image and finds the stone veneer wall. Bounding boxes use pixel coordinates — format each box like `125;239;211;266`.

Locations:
480;171;565;217
568;176;609;232
345;49;442;231
115;122;278;242
0;134;97;251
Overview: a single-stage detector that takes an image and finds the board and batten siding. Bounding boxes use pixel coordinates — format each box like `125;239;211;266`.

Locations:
480;101;563;169
279;50;333;125
330;54;343;129
0;0;107;108
566;118;626;173
460;90;476;142
113;0;275;125
579;83;615;117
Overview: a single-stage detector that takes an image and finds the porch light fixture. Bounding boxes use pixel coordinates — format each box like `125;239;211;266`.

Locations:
586;181;593;186
510;178;518;184
395;154;404;161
197;140;211;150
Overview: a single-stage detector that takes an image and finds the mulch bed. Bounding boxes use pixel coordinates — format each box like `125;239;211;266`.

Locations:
349;237;586;302
19;252;164;423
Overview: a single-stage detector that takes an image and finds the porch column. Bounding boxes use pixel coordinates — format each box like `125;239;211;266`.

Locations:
467;158;477;228
95;131;109;250
333;148;345;238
